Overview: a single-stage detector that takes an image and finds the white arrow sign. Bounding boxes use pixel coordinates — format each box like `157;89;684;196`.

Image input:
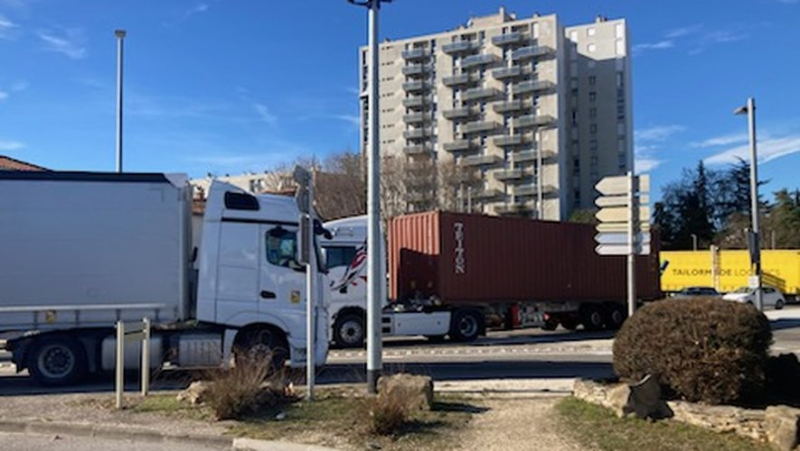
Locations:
595;223;652;233
595;174;650;196
594;232;651;245
596;243;651;255
595;194;650;208
595;206;651;223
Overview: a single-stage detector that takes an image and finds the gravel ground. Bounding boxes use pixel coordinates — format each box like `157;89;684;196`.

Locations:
458;397;590;451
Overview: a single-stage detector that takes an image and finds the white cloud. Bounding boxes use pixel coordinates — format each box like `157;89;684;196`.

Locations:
664;24;703;39
634;144;664;172
332;114;360;127
0;91;7;101
37;28;87;59
635;125;686;142
704;135;800;165
776;0;798;4
691;132;749;148
253;103;277;125
632;40;674;55
0;14;18;39
0;140;24;151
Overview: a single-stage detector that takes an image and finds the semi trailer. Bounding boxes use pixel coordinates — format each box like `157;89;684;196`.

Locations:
322;211;662;347
0;171;329;386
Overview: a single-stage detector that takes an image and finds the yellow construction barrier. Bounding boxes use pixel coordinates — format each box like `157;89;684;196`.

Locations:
660;249;800;298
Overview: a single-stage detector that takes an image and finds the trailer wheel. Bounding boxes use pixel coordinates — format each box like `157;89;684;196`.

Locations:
603;303;627;330
451;310;482;342
581;305;605;332
333;313;365;348
541;317;559;331
560;317;579;331
235;327;289;372
28;335;87;386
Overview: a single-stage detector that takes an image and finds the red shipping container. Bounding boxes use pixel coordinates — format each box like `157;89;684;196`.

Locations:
388;211;661;304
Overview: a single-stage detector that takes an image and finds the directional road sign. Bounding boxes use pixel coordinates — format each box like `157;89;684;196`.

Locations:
595;194;650;208
596;243;651;256
595;206;651;223
595;174;650;196
594;232;651;245
595;223;651;233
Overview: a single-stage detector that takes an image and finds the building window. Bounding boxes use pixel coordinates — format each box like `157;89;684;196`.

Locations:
587;27;596;37
617;123;625;136
615;40;625;56
590;156;598;166
589;91;597;102
587;43;597;53
589;108;597;118
589;75;597;85
570;31;578;42
616;72;624;88
615;23;624;38
590;124;598;134
590;139;598;151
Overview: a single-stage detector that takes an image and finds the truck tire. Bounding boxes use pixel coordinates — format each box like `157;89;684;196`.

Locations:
450;310;482;342
27;335;87;386
603;303;627;330
333;313;365;348
559;317;579;331
541;317;559;331
580;305;605;332
236;327;289;372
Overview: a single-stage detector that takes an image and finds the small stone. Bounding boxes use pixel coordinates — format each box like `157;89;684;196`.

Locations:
765;405;800;451
366;441;382;450
275;411;286;421
377;374;433;411
176;380;213;405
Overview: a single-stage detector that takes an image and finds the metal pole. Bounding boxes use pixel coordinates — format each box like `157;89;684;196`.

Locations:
536;130;543;220
115;321;124;409
366;0;383;395
746;98;763;311
627;171;637;318
306;177;317;400
115;30;126;173
691;234;697;251
141;317;150;396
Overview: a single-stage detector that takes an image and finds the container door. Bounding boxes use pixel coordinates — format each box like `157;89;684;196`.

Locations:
260;224;306;320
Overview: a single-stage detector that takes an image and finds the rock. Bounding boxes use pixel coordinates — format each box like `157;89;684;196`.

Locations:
765;405;800;450
377;374;433;411
624;375;673;420
572;378;610;406
668;401;767;442
606;384;631;417
275;411;286;421
176;380;213;405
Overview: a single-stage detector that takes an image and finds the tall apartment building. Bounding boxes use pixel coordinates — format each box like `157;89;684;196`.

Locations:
359;7;633;220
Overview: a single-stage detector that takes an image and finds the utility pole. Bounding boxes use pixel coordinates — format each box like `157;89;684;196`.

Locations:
348;0;390;394
115;30;126;173
735;98;762;311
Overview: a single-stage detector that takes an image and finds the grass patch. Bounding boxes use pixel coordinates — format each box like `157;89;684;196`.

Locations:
130;394;214;421
556;397;772;451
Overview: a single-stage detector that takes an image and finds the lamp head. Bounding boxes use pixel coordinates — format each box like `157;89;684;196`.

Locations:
114;29;127;38
734;105;748;116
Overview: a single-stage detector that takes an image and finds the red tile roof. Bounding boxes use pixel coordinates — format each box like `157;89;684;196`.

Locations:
0;156;48;171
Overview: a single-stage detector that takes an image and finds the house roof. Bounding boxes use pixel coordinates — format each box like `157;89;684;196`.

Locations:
0;156;48;171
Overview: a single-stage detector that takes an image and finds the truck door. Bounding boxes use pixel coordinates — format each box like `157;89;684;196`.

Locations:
260;224;306;323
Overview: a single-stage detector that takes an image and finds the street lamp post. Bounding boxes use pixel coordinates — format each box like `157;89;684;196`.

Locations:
348;0;391;394
734;98;763;311
115;29;126;173
691;233;698;251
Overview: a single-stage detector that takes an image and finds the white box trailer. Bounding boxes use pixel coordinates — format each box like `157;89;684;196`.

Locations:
0;172;191;330
0;171;329;386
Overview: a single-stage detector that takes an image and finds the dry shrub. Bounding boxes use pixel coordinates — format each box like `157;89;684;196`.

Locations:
367;384;414;436
613;297;772;405
203;358;296;420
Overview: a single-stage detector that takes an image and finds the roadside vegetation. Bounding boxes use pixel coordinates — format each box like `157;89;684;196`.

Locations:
556;397;773;451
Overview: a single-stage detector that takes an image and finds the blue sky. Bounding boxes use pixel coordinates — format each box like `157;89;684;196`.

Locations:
0;0;798;201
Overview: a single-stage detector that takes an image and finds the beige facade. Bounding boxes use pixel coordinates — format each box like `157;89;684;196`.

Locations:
360;8;633;220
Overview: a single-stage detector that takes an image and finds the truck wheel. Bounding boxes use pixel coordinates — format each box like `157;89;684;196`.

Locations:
541;317;559;331
451;310;482;342
581;305;605;332
236;327;288;372
425;335;446;342
28;335;87;386
333;314;365;348
560;317;579;331
603;303;627;330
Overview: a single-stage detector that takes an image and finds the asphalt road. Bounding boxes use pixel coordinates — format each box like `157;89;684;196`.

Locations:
1;306;799;396
0;432;231;451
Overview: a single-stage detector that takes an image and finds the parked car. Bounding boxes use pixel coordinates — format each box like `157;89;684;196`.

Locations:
672;286;721;298
723;286;786;309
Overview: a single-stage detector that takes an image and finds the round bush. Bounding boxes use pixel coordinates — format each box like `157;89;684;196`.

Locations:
613;297;772;405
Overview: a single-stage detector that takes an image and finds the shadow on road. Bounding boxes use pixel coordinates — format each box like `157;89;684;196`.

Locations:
771;318;800;331
374;329;616;350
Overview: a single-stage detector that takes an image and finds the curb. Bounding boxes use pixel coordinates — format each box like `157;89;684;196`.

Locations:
0;419;232;448
233;437;341;451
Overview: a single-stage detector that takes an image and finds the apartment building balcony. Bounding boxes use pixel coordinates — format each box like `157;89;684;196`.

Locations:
492;100;530;114
512;114;556;130
402;48;431;60
513;184;557;197
462;86;501;102
403;112;434;124
442;106;477;120
403;144;432;156
443;73;479;87
402;64;432;77
403;80;432;93
510;80;555;96
402;95;433;110
493;134;527;147
511;45;554;61
461;120;501;135
491;32;526;47
492;66;529;80
494;169;525;181
474;188;503;199
462;154;502;167
443;139;476;153
495;202;534;215
514;149;555;163
461;53;500;69
442;40;480;55
403;128;432;140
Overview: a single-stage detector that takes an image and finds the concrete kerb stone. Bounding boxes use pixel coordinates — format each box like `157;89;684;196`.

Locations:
0;418;233;448
233;437;341;451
